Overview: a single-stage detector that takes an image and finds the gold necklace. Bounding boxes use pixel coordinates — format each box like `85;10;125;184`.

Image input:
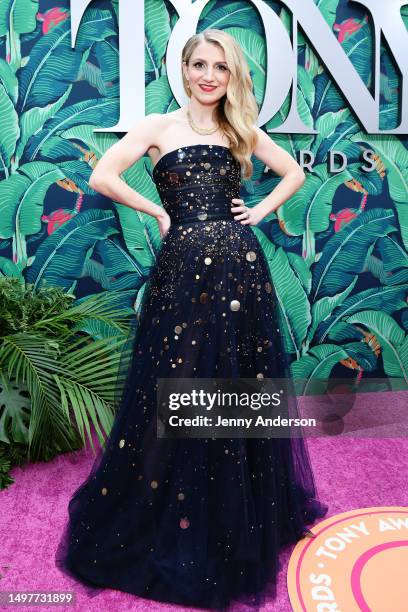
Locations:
187;105;219;135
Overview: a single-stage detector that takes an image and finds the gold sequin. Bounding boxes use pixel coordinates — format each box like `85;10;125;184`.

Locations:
150;480;158;489
246;251;257;262
200;292;209;304
119;439;125;448
204;257;212;265
230;300;241;311
101;487;108;495
204;162;211;170
174;325;182;334
177;492;185;500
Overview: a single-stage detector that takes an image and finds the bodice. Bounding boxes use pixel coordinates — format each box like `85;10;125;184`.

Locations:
152;144;241;224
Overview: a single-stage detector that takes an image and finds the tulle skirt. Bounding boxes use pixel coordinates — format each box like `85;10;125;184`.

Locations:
55;218;328;610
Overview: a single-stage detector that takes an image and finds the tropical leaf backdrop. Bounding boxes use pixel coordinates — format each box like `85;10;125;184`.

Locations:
0;0;407;387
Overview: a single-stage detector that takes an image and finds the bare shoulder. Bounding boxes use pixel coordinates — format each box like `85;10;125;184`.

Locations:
251;124;305;178
89;113;170;183
126;112;166;146
144;109;185;162
252;125;277;155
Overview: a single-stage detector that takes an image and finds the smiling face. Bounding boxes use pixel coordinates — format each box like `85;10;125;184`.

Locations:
183;41;230;103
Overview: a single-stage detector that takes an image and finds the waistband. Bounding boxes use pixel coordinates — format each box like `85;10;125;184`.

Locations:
170;210;236;224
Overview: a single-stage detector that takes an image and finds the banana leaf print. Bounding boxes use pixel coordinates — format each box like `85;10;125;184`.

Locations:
0;0;405;385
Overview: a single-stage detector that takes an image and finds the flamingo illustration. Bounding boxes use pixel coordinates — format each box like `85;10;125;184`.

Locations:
330;179;368;232
36;8;69;35
41;193;83;235
333;15;369;44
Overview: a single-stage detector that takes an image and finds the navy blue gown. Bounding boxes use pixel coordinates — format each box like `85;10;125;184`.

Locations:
55;144;328;610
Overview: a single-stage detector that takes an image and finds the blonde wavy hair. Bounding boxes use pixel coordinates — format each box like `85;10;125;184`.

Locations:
182;29;259;180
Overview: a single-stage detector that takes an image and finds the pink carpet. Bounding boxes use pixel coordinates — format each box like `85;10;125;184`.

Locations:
1;432;407;611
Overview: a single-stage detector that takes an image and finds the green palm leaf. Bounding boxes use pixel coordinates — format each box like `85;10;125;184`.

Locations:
268;248;311;358
311;208;396;300
350;133;408;250
346;310;408;381
26;209;120;291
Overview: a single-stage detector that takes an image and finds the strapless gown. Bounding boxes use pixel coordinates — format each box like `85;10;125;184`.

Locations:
55;144;328;610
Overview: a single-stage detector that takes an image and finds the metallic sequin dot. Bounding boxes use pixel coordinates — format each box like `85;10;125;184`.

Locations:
204;257;212;265
195;274;200;279
204;162;211;170
101;487;108;495
256;373;264;379
182;201;188;207
257;347;263;352
151;480;158;489
219;168;226;175
177;492;185;500
119;439;125;448
169;172;179;183
174;325;182;334
200;293;209;304
265;282;272;293
186;171;191;176
230;300;241;311
246;251;257;262
197;212;208;220
177;358;183;363
192;340;196;345
180;517;190;529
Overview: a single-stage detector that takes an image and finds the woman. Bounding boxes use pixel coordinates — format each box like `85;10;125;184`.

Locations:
56;28;328;610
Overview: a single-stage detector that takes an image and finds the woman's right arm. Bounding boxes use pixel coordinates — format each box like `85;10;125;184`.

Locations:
88;113;168;226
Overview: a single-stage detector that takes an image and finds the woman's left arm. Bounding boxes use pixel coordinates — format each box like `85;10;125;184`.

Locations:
251;126;306;222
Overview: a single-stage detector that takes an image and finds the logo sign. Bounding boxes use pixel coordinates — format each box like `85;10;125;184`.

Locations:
287;507;408;611
69;0;408;134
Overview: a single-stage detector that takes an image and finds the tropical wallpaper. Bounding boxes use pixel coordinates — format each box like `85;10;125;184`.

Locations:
0;0;407;391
